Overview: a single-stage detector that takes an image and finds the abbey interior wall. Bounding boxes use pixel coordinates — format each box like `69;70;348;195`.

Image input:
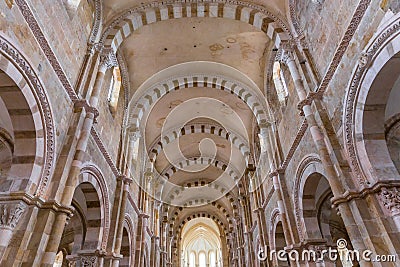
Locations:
1;0;400;266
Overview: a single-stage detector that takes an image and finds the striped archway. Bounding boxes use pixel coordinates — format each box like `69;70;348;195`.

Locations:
121;215;135;267
129;74;271;130
78;164;110;251
169;202;234;236
148;122;250;161
0;34;55;196
101;0;291;53
162;156;241;180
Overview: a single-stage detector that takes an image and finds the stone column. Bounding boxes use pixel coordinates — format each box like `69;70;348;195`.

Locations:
150;236;160;267
271;173;298;267
0;202;26;261
110;177;133;267
39;49;118;267
240;194;256;266
234;216;244;267
281;47;370;265
249;173;270;267
134;213;149;267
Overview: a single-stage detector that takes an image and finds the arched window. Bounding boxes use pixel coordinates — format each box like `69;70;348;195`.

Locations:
209;251;216;267
273;61;288;103
189;252;196;267
199;252;206;267
52;251;63;267
108;67;122;115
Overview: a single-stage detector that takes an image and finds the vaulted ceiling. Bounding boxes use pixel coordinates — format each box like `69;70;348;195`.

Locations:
101;0;291;225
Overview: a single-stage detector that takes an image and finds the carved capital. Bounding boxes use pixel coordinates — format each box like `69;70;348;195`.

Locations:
0;202;26;229
80;256;97;267
87;42;102;56
280;49;295;66
99;49;118;71
380;187;400;215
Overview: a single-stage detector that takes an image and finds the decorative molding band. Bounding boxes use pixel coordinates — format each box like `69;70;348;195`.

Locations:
127;193;141;215
74;99;100;119
90;127;120;177
331;181;400;209
15;0;78;101
288;0;303;37
0;193;75;216
315;0;371;96
88;0;103;44
0;34;56;198
280;119;308;170
297;91;323;115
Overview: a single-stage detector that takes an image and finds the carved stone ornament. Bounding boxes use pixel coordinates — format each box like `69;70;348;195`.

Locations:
99;49;118;71
380;187;400;215
358;51;372;68
80;256;97;267
0;202;26;229
280;47;295;66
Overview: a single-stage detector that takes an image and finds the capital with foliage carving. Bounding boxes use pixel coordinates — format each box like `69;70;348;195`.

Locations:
380;187;400;215
0;202;26;229
99;49;118;72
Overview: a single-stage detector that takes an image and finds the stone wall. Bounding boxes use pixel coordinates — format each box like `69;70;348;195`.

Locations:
295;0;359;77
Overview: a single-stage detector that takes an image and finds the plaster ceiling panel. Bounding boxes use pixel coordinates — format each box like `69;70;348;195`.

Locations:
121;17;270;91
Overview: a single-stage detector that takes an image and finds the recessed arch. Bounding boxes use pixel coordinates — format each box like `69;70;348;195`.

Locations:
180;218;223;267
344;12;400;186
0;34;55;196
123;214;135;265
171;210;231;237
294;154;323;240
78;164;110;251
